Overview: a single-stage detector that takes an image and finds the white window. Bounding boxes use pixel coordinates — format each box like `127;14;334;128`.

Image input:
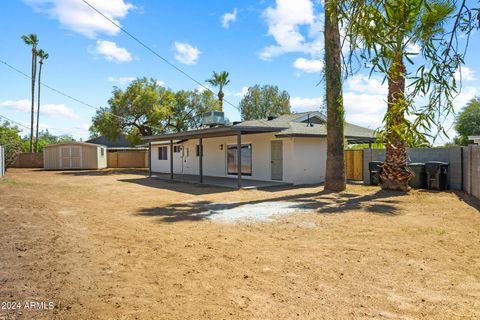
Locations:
173;145;181;153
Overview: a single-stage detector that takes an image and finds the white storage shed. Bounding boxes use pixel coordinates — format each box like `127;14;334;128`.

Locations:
43;142;107;170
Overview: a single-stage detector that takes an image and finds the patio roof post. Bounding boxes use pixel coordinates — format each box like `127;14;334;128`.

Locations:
148;141;152;177
237;131;242;188
170;140;174;180
199;138;203;183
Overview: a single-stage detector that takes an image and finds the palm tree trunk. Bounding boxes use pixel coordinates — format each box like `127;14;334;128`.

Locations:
324;0;346;192
35;61;42;152
380;52;412;191
29;50;37;153
218;90;224;112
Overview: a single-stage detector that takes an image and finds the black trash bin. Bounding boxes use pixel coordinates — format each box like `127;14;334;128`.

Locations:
407;163;426;189
369;161;383;185
425;162;449;190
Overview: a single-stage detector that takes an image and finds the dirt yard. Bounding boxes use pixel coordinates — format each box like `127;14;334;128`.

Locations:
0;169;479;320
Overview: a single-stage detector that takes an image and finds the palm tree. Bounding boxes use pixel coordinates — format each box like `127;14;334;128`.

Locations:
35;49;49;152
324;0;346;192
206;71;230;111
21;34;39;153
342;0;455;191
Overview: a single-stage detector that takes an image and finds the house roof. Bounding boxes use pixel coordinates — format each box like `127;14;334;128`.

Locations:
142;111;376;143
86;134;136;148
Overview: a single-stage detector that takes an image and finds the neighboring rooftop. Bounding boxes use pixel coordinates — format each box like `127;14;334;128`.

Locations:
86;134;136;148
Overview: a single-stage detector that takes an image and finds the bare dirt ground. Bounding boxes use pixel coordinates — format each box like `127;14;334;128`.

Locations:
0;169;479;320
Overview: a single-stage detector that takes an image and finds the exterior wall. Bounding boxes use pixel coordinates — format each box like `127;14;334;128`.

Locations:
463;145;480;200
11;152;44;168
363;147;463;190
150;133;327;185
43;144;106;169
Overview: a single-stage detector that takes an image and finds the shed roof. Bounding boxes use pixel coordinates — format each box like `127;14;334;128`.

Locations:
43;141;107;148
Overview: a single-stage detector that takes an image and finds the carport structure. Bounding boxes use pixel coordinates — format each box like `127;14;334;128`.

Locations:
142;125;275;188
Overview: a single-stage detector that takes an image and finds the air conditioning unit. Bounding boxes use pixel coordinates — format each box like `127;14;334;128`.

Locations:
202;111;228;126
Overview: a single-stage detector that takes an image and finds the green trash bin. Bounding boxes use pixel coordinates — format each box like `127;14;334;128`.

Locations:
407;163;426;189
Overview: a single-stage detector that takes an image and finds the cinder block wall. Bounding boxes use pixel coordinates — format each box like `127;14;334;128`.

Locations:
363;147;463;190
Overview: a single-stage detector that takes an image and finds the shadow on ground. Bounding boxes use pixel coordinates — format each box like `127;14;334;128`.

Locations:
136;189;402;223
58;169;148;176
120;178;232;196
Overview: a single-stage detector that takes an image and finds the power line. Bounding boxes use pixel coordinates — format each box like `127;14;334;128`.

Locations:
0;114;30;129
81;0;240;111
0;59;164;132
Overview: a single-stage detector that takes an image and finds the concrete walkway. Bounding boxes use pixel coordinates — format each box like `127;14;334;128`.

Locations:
152;172;291;189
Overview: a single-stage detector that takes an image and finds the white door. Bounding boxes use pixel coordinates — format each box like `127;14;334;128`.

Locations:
271;140;283;180
60;146;82;169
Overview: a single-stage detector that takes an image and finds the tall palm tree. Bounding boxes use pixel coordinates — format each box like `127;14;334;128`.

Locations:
21;34;39;153
324;0;346;192
35;49;49;152
205;71;230;111
342;0;455;191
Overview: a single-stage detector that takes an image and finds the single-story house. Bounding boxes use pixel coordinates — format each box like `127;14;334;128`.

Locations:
43;142;107;170
468;136;480;145
142;111;375;187
86;134;147;168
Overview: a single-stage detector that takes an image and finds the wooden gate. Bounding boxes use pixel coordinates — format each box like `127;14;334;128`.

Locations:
345;150;364;180
107;150;147;168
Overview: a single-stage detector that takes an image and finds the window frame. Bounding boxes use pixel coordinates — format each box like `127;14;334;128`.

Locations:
158;146;168;160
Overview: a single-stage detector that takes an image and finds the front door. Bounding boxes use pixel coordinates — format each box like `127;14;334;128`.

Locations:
271;140;283;180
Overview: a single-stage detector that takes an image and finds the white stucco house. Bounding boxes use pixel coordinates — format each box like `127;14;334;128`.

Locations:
468;136;480;145
142;111;375;187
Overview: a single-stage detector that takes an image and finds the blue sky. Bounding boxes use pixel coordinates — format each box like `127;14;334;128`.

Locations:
0;0;479;144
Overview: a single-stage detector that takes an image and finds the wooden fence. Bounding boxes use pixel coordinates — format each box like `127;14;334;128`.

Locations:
107;150;147;168
11;152;43;168
345;150;364;181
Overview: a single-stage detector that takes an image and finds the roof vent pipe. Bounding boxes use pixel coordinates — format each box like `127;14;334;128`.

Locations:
267;115;277;121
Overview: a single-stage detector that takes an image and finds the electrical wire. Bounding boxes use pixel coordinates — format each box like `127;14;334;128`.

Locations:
80;0;240;111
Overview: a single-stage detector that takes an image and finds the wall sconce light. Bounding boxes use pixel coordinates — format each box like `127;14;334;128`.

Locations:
220;144;223;150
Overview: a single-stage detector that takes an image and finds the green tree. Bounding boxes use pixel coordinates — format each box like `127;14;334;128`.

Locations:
340;0;456;191
454;97;480;145
0;121;23;170
90;78;219;143
23;130;73;152
35;49;49;152
239;85;291;121
324;0;346;192
21;33;39;152
206;71;230;111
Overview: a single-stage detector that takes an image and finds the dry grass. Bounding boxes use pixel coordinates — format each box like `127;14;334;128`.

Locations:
0;169;479;320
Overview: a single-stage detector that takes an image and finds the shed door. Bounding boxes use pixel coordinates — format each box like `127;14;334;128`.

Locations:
60;146;81;169
271;140;283;180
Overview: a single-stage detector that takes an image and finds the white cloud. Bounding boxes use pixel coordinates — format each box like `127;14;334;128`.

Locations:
41;104;80;120
107;76;136;85
222;8;237;29
92;40;132;63
25;0;135;38
173;42;201;65
293;57;323;73
346;75;387;95
0;99;30;112
0;99;79;120
453;86;477;111
406;43;421;56
454;66;476;82
290;96;324;112
260;0;323;60
226;86;249;97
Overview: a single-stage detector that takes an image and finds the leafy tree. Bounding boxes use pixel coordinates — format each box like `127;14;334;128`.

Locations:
90;77;219;143
206;71;230;111
22;130;73;152
0;121;23;170
239;85;291;120
339;0;456;191
35;49;49;152
21;33;39;152
324;0;346;192
454;97;480;145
